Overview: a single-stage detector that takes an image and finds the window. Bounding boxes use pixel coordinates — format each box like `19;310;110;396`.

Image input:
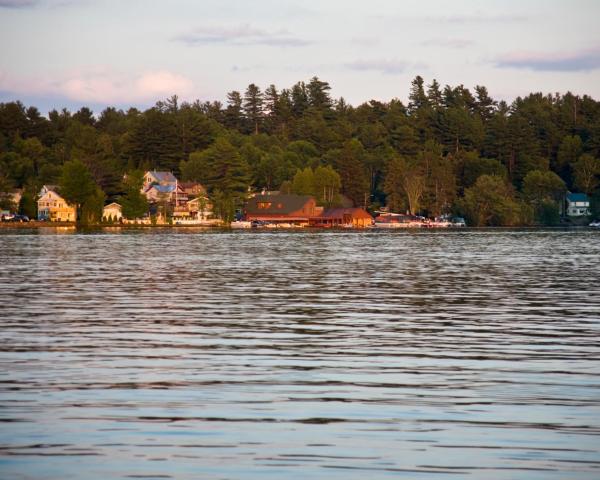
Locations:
258;202;272;209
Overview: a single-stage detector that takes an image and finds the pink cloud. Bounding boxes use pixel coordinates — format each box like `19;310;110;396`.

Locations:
496;48;600;72
0;68;195;104
136;71;193;98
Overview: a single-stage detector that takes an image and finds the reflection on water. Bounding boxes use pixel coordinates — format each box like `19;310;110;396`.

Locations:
1;229;599;479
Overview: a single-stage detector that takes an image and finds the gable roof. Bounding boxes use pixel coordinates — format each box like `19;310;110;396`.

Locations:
148;184;176;194
38;189;66;202
187;196;209;205
103;202;122;210
38;189;69;204
320;208;373;220
39;184;59;196
567;192;589;203
147;171;177;184
245;194;314;215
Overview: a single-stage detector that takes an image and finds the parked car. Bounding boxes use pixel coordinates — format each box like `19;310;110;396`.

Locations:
6;215;29;222
1;213;15;222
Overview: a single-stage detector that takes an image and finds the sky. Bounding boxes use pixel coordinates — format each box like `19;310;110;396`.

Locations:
1;0;600;114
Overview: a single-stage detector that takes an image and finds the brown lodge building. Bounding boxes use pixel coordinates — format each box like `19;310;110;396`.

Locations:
244;194;373;228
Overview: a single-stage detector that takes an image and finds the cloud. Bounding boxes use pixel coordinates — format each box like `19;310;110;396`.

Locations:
345;59;418;75
424;13;528;24
0;68;195;104
350;36;380;47
420;37;473;49
0;0;39;7
174;24;310;47
496;48;600;72
0;0;83;8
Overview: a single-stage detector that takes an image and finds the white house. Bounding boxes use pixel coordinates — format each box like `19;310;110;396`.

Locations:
142;171;177;192
102;202;122;221
37;186;76;222
172;196;213;220
144;184;177;203
566;193;590;216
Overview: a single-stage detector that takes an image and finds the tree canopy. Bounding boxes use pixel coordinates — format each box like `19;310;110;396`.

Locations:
1;75;600;224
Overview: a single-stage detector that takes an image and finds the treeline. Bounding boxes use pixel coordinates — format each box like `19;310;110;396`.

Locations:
1;75;600;224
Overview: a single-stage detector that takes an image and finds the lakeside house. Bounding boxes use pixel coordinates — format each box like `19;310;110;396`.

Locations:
566;193;590;216
142;171;177;192
244;193;375;227
102;202;122;222
135;171;212;222
245;194;321;226
144;183;177;203
310;208;373;228
37;185;76;222
179;181;206;197
174;196;213;221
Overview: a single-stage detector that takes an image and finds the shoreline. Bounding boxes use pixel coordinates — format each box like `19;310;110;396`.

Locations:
0;222;595;231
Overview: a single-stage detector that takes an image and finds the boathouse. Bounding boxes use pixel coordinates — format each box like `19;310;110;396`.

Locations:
311;207;373;228
245;194;320;225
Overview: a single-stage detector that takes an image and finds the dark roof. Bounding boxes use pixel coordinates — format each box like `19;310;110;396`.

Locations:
567;192;589;202
245;194;314;215
320;208;373;219
148;171;177;184
39;185;61;197
179;182;207;194
149;184;176;193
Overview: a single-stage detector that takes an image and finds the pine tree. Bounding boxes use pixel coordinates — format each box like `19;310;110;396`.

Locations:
307;76;332;111
243;84;264;135
225;91;243;131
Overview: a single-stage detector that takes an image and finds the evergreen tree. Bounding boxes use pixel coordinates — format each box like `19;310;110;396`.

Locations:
120;170;149;219
333;139;370;207
59;159;98;221
203;138;250;210
474;85;496;123
427;79;443;110
127;108;180;172
307;76;332;111
408;76;428;114
243;84;264;134
225;91;243;131
291;82;309;117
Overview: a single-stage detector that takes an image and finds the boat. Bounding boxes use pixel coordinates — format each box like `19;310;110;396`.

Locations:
590;221;600;228
373;213;424;228
230;220;252;228
373;212;466;229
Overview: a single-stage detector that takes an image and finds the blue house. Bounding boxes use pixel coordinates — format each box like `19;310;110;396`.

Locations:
566;192;590;216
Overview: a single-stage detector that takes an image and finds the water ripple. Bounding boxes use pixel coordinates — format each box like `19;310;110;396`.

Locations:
1;229;599;479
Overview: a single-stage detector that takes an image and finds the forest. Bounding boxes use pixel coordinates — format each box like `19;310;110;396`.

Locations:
1;75;600;225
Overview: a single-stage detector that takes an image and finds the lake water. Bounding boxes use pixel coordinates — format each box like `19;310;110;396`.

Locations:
1;228;600;479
